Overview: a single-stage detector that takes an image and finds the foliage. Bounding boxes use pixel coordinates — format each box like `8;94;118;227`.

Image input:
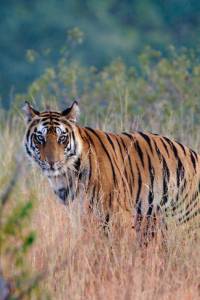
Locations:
1;0;200;104
14;46;200;150
0;157;47;299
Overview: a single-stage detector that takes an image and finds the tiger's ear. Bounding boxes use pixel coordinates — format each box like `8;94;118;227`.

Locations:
22;101;40;124
61;101;80;123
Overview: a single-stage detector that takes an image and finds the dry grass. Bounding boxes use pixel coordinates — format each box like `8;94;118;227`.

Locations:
27;173;200;300
1;117;200;300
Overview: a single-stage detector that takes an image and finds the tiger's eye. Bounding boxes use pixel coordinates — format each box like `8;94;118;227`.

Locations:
59;135;68;144
35;134;45;144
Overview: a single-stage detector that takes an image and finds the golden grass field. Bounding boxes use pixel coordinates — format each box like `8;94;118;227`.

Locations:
1;114;200;300
30;185;200;300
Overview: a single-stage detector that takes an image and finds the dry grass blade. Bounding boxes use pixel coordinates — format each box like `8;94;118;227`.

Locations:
0;158;22;207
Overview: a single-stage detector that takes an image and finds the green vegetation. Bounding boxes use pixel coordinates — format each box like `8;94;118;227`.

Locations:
1;0;200;105
14;45;200;148
0;156;46;298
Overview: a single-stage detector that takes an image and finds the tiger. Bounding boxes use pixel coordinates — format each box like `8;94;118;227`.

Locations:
23;101;200;243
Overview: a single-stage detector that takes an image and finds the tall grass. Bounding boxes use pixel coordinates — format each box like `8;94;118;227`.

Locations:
29;184;200;300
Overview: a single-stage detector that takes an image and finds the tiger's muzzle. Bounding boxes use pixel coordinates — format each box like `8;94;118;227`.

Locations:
39;133;65;174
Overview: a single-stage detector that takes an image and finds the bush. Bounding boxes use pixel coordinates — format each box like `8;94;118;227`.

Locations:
14;46;200;149
0;146;47;299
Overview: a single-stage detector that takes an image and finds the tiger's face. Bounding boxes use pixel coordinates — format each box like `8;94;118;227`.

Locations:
23;101;82;177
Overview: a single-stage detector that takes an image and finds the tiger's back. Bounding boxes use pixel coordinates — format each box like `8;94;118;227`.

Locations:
79;127;200;227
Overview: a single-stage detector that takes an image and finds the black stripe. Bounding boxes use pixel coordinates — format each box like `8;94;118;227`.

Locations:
50;117;61;122
172;186;190;214
138;132;154;154
67;133;72;151
116;138;129;187
147;154;155;216
175;182;200;216
83;129;96;148
105;133;116;153
26;128;31;141
88;152;92;182
38;113;48;118
60;120;73;129
136;199;142;216
122;132;134;140
119;138;131;193
167;141;185;188
180;178;187;195
40;112;60;117
109;192;112;208
116;138;124;161
172;175;194;216
53;121;63;126
154;141;162;162
136;163;142;205
170;139;178;157
190;150;197;172
42;120;61;126
191;149;198;160
161;138;170;156
176;157;185;188
30;119;40;127
40;117;50;121
26;120;40;141
162;137;173;148
68;174;75;201
164;138;185;188
185;191;199;212
41;116;61;122
79;128;93;185
153;140;162;162
85;127;117;186
74;157;81;173
30;134;36;151
71;131;77;154
90;185;96;206
179;205;200;224
120;137;135;194
163;137;180;159
41;121;50;126
176;141;187;155
25;144;32;157
160;156;170;206
134;140;145;167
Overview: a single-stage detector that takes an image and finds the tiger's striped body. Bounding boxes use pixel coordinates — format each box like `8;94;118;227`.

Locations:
23;102;200;240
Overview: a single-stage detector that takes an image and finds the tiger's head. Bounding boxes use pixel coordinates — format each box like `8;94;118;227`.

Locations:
23;101;82;177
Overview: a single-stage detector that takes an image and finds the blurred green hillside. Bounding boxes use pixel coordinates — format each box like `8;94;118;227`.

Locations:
1;0;200;106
